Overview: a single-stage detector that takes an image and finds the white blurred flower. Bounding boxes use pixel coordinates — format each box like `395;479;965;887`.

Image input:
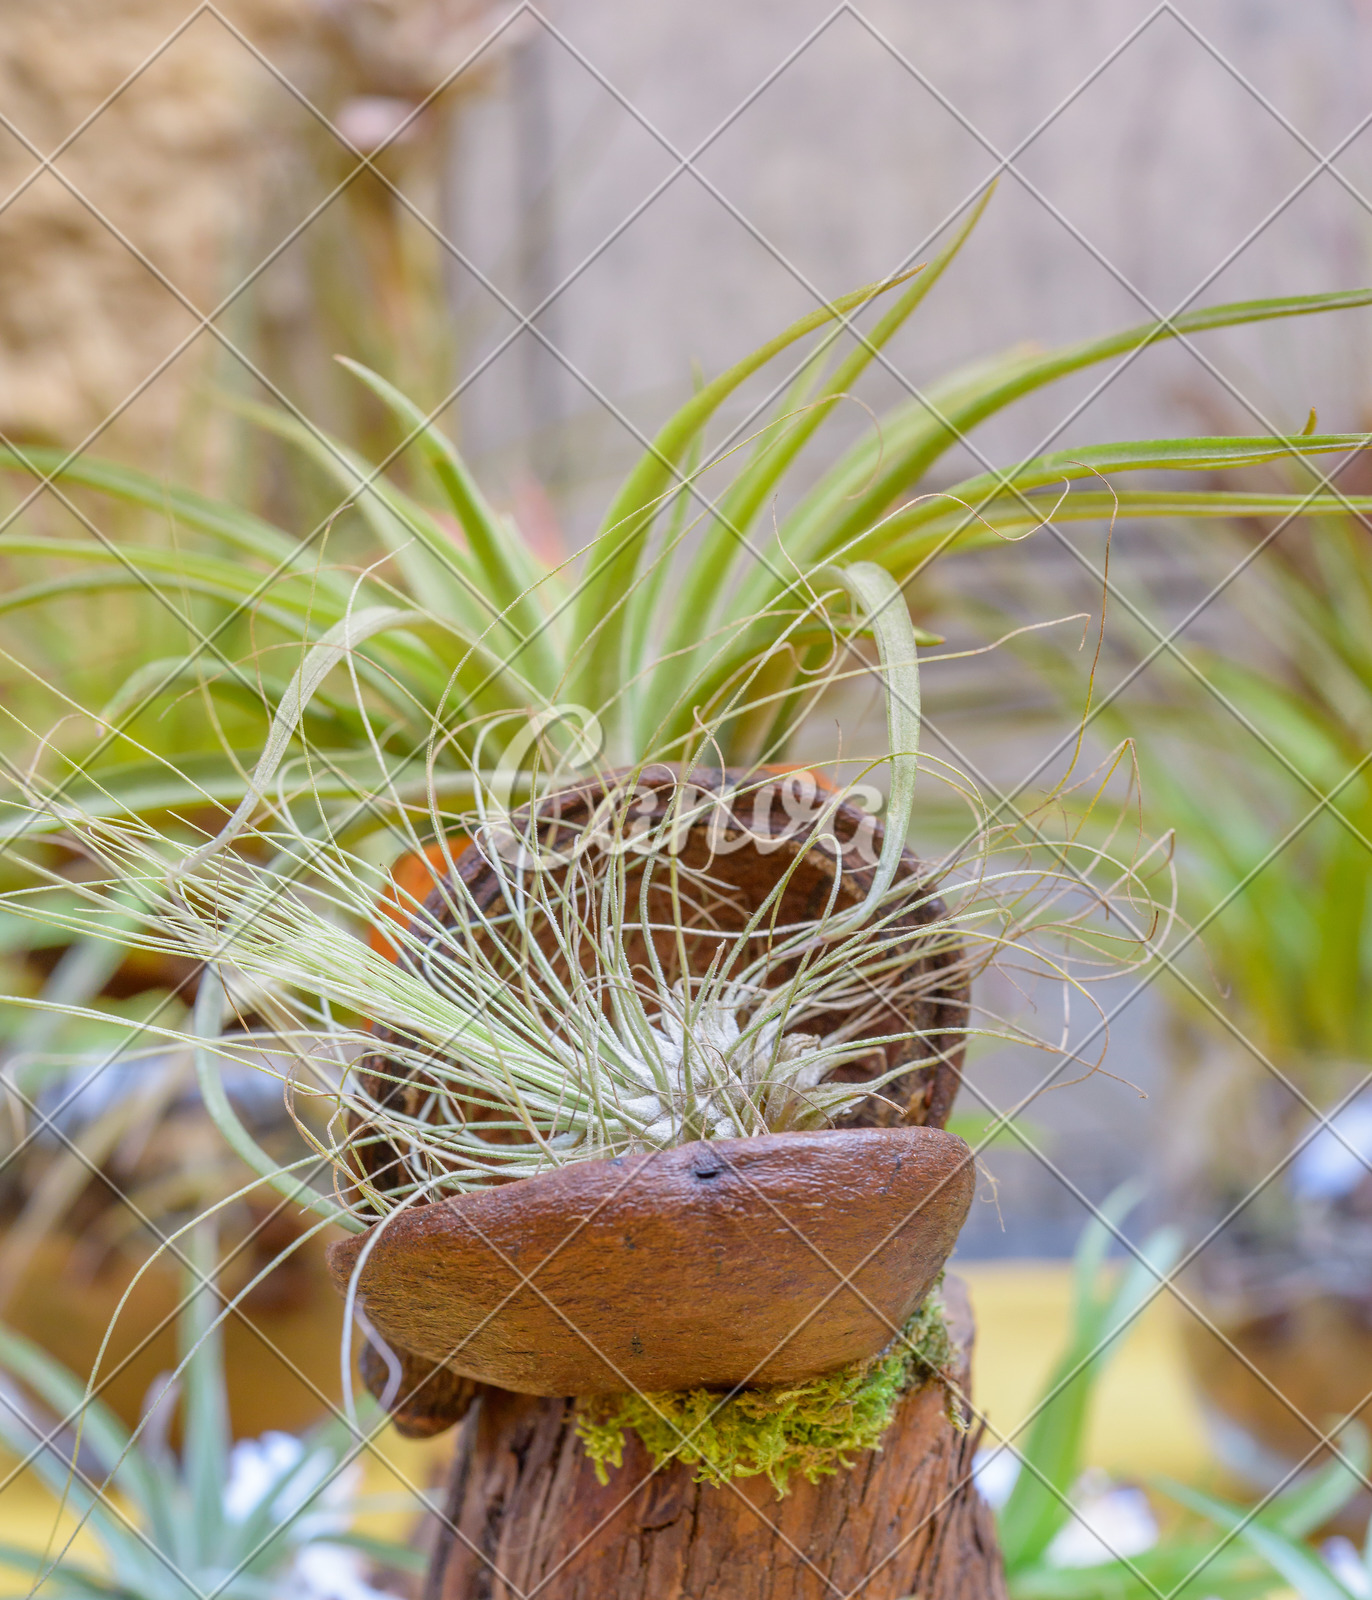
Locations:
223;1431;397;1598
1290;1095;1372;1203
290;1543;399;1600
1322;1536;1371;1598
971;1446;1021;1510
1045;1472;1158;1568
224;1429;361;1537
224;1432;305;1523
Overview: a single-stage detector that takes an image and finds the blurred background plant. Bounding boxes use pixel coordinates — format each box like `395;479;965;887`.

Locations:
1132;487;1372;1503
995;463;1372;1497
0;1228;419;1599
986;1197;1372;1600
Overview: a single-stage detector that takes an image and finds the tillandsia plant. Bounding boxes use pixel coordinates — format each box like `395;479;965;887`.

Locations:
0;559;1165;1218
0;187;1364;1220
0;190;1366;1506
3;192;1372;852
0;544;1178;1500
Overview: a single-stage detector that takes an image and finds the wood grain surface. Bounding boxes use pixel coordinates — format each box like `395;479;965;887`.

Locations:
331;1125;974;1398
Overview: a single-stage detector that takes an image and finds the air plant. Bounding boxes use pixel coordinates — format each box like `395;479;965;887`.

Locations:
0;190;1363;1235
0;190;1365;1600
0;545;1172;1228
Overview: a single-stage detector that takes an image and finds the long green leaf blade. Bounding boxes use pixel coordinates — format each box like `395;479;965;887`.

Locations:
336;358;558;687
566;264;924;733
659;193;994;669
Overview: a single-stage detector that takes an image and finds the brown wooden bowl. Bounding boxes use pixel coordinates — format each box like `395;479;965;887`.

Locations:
328;1123;973;1398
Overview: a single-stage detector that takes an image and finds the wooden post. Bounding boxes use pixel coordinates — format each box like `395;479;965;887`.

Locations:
420;1280;1005;1600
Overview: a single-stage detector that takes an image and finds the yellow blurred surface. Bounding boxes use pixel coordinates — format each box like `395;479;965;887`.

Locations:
0;1465;111;1585
352;1427;451;1544
0;1262;1211;1578
960;1261;1210;1482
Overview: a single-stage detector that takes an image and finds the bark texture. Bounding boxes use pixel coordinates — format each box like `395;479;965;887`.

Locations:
421;1279;1005;1600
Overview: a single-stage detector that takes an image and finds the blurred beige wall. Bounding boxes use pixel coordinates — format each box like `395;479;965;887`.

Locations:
444;1;1372;533
4;1;1371;502
0;0;502;475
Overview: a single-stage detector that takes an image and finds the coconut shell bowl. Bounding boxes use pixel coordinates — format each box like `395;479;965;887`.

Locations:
327;766;974;1434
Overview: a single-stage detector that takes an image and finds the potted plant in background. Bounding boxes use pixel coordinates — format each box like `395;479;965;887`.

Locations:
0;628;349;1435
1103;494;1372;1499
0;1012;345;1440
987;440;1372;1498
0;1227;422;1600
980;1194;1372;1600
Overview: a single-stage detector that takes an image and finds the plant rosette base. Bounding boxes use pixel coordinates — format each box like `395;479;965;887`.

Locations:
347;765;971;1208
327;1126;973;1401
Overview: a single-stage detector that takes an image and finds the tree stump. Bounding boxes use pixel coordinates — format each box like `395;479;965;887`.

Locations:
420;1279;1005;1600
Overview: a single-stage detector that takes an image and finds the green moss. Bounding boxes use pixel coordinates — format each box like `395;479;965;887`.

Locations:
575;1288;956;1496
